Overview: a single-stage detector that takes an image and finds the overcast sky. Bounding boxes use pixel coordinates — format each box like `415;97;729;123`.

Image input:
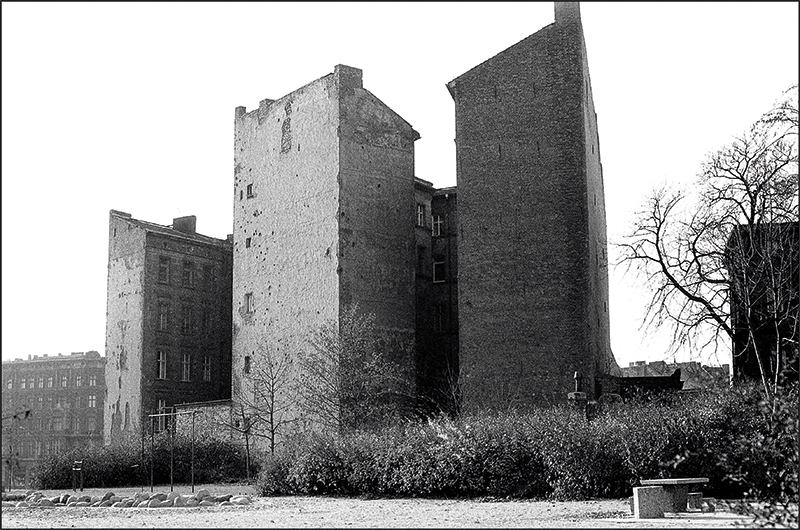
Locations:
2;2;798;367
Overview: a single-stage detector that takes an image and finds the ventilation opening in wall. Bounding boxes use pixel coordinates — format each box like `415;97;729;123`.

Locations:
245;237;251;248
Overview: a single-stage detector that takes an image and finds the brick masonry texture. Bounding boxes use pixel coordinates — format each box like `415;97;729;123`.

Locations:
232;65;419;437
447;2;618;409
105;211;232;443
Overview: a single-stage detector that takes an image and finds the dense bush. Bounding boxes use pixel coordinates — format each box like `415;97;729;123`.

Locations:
32;433;255;490
257;383;796;501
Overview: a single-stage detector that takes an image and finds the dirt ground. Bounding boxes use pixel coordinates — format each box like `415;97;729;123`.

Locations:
1;484;755;528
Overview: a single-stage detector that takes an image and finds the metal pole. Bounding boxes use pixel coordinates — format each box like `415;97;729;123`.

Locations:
169;408;174;492
140;414;145;492
150;415;154;492
191;411;196;493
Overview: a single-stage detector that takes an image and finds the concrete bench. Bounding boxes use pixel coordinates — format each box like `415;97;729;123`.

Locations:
640;478;709;512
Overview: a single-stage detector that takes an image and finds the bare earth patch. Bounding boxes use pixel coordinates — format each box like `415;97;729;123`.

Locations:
1;485;754;528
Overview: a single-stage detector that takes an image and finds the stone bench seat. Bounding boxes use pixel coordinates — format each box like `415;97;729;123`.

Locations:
640;478;708;513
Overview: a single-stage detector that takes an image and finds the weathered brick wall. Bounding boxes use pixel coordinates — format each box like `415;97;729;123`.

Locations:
105;211;146;442
139;232;233;422
232;69;341;438
233;65;419;440
419;190;460;411
449;2;614;409
337;66;418;378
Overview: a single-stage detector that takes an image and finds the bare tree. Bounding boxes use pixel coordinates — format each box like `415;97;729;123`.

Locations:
221;339;297;468
618;86;798;401
298;303;414;432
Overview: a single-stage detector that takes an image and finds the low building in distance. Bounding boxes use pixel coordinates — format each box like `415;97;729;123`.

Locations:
2;351;105;488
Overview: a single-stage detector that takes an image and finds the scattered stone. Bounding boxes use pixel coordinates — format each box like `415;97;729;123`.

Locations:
185;499;199;507
173;496;187;507
151;492;168;502
196;489;211;500
60;493;71;504
77;495;91;503
167;491;180;501
111;501;126;508
90;495;102;503
134;492;151;502
100;499;115;507
75;501;91;507
39;498;54;507
15;501;30;508
198;500;216;507
214;494;233;502
231;496;251;505
102;492;115;501
219;501;233;506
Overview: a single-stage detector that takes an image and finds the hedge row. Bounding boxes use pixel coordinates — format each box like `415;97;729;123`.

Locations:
32;433;255;490
257;383;797;501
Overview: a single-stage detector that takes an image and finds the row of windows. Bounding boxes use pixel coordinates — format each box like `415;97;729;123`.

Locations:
6;374;97;390
21;415;99;434
157;302;214;335
156;351;212;382
15;437;100;458
416;205;447;237
158;257;218;291
22;394;98;410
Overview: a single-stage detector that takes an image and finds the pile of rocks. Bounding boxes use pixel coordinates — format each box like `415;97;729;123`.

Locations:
3;489;252;508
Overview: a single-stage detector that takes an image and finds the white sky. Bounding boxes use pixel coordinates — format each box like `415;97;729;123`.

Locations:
2;2;798;368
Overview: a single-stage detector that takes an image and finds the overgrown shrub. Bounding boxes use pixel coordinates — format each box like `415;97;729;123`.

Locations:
258;383;791;501
32;433;254;489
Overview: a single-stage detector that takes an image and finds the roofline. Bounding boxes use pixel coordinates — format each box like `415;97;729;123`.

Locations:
110;210;232;248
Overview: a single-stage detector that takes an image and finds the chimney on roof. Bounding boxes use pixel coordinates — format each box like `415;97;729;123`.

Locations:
334;64;363;92
555;2;581;25
173;215;197;234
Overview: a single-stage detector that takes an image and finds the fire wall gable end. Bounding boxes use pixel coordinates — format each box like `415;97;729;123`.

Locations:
232;72;341;442
335;65;418;379
104;213;146;442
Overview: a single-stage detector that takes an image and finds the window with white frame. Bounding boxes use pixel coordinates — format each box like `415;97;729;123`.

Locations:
182;305;193;334
20;378;26;390
202;356;211;382
182;353;191;382
157;399;167;432
157;351;167;379
38;376;44;388
47;376;53;388
61;375;68;387
158;301;169;331
416;204;426;227
6;378;13;389
88;394;96;408
89;375;97;386
432;215;443;236
75;375;82;387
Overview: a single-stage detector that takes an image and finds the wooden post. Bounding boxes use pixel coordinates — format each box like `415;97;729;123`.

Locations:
191;411;196;493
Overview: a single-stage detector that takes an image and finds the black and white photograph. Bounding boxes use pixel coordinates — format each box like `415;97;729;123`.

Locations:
2;2;798;527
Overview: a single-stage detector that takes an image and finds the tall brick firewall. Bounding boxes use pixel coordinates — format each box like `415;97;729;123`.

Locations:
233;65;418;438
448;1;617;409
